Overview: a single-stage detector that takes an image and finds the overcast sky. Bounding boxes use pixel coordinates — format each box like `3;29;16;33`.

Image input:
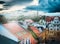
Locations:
0;0;39;12
0;0;60;13
0;0;60;17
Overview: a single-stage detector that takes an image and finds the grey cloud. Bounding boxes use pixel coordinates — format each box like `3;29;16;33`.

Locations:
1;0;33;6
0;0;33;10
26;0;60;13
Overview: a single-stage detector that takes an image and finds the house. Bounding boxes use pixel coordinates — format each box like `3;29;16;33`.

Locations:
48;17;60;31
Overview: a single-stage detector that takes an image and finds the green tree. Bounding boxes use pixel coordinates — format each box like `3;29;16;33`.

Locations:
0;15;7;24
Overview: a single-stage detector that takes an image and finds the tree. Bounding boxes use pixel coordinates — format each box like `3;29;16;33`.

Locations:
0;15;7;24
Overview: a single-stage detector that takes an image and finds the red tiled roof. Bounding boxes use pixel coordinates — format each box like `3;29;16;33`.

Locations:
3;22;29;40
24;19;34;23
29;26;40;37
3;22;38;44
